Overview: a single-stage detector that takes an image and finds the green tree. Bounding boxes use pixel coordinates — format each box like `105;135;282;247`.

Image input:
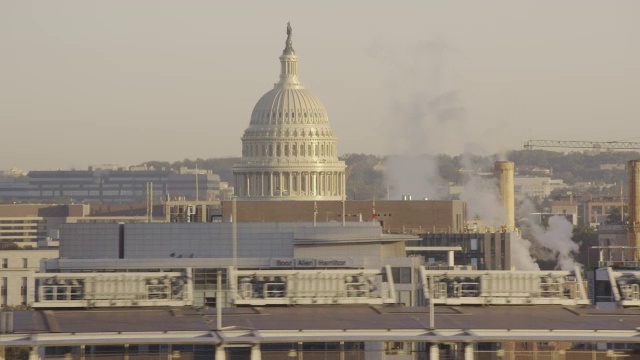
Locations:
341;154;386;200
605;207;627;225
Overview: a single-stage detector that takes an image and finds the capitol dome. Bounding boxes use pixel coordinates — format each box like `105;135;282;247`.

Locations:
233;23;346;200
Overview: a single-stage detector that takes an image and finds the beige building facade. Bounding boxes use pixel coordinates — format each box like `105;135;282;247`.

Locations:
0;249;58;307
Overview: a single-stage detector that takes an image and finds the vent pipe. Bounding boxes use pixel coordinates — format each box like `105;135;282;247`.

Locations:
628;160;640;261
494;161;515;231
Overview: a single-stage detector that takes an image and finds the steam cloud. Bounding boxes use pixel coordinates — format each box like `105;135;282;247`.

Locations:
532;216;580;270
370;39;469;200
372;39;579;271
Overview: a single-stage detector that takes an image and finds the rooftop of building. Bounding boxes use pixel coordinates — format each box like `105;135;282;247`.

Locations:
3;305;639;345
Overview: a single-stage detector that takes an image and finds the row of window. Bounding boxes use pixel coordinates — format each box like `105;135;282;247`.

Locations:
0;277;27;305
243;142;336;158
2;258;30;268
254;109;325;122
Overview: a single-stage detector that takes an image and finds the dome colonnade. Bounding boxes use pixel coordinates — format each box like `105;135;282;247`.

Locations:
233;23;346;200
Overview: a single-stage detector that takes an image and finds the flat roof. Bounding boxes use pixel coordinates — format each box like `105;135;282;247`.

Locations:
3;305;639;346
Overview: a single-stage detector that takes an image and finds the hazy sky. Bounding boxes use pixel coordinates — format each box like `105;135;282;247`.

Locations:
2;1;639;170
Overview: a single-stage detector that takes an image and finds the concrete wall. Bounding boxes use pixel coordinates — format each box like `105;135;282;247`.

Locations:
124;223;295;259
221;200;465;233
0;204;86;217
60;222;391;260
59;223;120;259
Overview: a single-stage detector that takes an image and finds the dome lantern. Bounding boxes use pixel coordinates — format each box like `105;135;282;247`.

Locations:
277;22;302;88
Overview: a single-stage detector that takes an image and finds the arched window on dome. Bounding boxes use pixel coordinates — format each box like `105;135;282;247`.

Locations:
276;144;281;157
262;145;266;157
300;144;305;157
284;144;289;156
321;144;325;157
292;143;297;156
269;145;273;157
315;144;319;157
308;144;312;157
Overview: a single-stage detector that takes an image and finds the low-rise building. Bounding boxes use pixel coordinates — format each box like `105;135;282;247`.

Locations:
0;249;58;307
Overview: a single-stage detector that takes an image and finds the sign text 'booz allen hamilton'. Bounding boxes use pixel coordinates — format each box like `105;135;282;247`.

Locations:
270;258;352;268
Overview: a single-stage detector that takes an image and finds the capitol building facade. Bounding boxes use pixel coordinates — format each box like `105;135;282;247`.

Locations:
233;24;346;200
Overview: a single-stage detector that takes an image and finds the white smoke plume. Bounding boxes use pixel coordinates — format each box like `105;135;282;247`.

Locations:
370;38;577;271
385;154;444;200
459;174;503;225
369;39;468;200
516;197;580;271
457;160;540;270
510;233;540;271
529;215;580;271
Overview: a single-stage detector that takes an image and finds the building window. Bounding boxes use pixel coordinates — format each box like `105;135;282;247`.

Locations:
1;277;7;306
391;267;412;284
21;277;27;305
470;238;478;251
1;259;7;269
22;258;28;268
385;342;407;355
193;269;226;291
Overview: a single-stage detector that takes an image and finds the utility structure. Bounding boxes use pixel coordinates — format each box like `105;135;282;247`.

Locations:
524;139;640;261
523;139;640;151
628;160;640;261
494;161;515;231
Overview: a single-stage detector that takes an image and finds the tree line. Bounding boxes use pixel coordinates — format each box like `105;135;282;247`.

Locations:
141;149;640;201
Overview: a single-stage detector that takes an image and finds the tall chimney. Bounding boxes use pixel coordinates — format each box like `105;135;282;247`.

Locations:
628;160;640;260
494;161;515;231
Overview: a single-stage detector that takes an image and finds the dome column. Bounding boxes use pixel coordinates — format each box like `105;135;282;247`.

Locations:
313;172;318;196
329;171;335;196
269;172;274;196
253;172;258;196
260;172;265;197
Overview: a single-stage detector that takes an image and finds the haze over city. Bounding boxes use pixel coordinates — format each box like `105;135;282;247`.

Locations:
2;1;639;170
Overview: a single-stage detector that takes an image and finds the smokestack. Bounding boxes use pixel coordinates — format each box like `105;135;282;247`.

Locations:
494;161;515;231
628;160;640;261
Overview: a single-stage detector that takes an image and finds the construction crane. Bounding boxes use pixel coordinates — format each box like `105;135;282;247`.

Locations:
523;140;640;151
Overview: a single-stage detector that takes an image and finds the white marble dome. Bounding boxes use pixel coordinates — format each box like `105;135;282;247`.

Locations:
233;23;346;201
